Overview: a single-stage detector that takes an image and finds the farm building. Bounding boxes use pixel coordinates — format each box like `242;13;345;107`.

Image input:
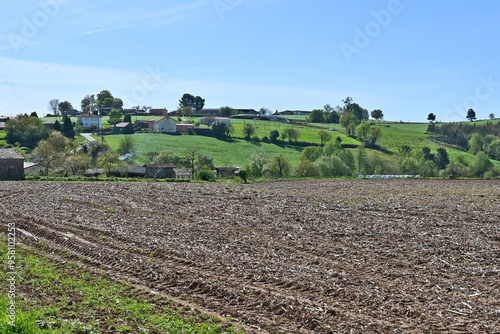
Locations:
198;108;221;116
201;117;231;126
0;122;6;130
126;165;146;178
77;113;102;129
0;148;25;179
149;108;168;116
43;121;57;130
113;122;134;134
176;124;195;134
216;167;240;178
151;117;177;133
144;164;176;178
24;162;43;176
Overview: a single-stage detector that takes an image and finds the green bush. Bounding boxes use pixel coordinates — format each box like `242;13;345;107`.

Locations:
196;170;216;182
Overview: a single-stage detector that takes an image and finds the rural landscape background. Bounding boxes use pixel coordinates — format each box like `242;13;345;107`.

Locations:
1;0;500;333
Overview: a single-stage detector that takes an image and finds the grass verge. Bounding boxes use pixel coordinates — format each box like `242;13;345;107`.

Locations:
0;234;243;333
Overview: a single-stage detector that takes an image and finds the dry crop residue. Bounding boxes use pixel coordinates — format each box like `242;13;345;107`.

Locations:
1;180;499;333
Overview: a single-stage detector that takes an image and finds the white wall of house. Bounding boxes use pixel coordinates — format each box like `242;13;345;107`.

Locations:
77;116;102;128
153;117;177;133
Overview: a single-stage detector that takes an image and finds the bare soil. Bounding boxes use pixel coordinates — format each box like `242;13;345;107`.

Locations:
1;180;499;333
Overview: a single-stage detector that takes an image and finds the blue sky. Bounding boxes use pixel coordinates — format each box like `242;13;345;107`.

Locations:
1;0;499;121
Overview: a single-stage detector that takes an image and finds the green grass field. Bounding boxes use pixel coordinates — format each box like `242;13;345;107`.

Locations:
228;119;359;145
102;133;306;166
0;235;243;333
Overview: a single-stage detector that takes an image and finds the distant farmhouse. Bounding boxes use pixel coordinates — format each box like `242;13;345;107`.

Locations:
201;117;231;126
176;124;195;134
198;108;258;117
0;116;9;131
77;113;102;129
278;110;312;116
136;117;177;133
0;148;25;179
113;122;134;134
149;108;168;116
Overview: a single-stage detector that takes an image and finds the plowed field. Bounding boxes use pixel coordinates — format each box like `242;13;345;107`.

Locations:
1;180;499;333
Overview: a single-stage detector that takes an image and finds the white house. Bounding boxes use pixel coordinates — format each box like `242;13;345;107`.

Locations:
77;113;102;129
151;116;177;133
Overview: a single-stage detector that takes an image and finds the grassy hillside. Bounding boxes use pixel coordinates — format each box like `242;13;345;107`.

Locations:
103;133;306;166
229;119;360;145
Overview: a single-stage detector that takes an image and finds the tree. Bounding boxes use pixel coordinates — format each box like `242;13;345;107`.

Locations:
180;106;194;117
113;98;123;110
179;93;205;113
58;101;73;116
62;116;75;139
193;96;205;113
355;122;371;141
371;109;384;121
427;113;436;122
123;114;132;123
308;109;325;123
219;106;234;117
295;160;321;177
97;90;114;109
471;152;493;177
5;115;49;149
300;146;321;162
466;108;477;122
183;148;199;179
117;136;135;156
340;111;357;135
436;148;450;169
489;113;495;120
81;95;97;115
250;153;269;176
87;141;110;166
212;122;233;138
98;151;127;176
342;96;353;108
108;109;124;126
195;154;215;173
64;153;89;175
30;111;38;118
266;155;291;178
347;103;368;123
242;123;255;139
53;120;62;132
269;130;280;143
179;93;195;109
317;130;332;145
468;133;483;154
34;132;78;175
282;128;300;143
422;147;435;161
315;155;351;177
238;169;248;183
48;99;60;115
368;126;382;146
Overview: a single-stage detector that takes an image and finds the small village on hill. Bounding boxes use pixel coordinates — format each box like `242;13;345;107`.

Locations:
1;91;499;181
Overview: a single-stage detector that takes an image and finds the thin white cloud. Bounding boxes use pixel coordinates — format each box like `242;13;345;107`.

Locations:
75;23;143;36
73;0;211;36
